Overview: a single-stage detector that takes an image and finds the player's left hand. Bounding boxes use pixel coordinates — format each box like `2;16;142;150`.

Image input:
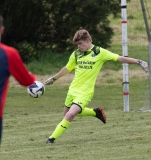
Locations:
44;77;56;85
137;60;148;73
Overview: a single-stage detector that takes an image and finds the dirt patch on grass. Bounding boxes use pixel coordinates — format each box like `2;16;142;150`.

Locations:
9;69;148;87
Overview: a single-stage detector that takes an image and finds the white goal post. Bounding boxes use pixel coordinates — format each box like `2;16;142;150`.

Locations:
121;0;129;111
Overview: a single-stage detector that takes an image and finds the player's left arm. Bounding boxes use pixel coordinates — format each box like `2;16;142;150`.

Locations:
44;66;70;85
53;66;70;80
118;56;148;73
45;52;76;85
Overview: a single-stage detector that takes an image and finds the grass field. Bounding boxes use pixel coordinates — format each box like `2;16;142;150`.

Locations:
0;75;151;160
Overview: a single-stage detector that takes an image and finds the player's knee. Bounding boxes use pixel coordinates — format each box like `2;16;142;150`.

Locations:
65;112;76;122
64;106;69;116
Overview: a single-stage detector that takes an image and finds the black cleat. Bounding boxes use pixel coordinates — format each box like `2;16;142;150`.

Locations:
93;107;106;124
46;138;55;144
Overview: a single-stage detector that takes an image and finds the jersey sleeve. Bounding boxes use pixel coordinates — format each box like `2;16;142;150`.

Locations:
65;52;76;71
100;48;119;62
7;48;36;86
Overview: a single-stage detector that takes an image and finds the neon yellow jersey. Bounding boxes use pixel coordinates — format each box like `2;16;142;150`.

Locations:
66;45;119;97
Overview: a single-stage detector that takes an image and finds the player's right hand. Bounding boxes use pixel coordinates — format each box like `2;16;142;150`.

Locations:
137;60;148;73
44;77;56;85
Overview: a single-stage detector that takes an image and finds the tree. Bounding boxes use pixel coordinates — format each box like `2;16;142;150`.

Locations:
0;0;50;61
46;0;120;51
0;0;121;61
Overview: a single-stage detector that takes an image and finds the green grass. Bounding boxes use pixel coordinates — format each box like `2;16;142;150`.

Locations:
0;77;151;160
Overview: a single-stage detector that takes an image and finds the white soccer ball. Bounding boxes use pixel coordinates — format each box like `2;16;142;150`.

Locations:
27;81;45;98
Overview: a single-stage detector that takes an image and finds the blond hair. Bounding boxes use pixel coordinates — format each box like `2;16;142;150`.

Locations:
73;29;92;42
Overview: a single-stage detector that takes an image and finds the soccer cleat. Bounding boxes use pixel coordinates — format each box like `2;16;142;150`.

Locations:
46;138;55;144
93;107;106;124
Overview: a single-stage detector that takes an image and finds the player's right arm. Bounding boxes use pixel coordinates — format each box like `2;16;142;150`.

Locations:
100;48;119;62
45;52;76;85
54;66;70;80
45;66;70;85
5;46;36;86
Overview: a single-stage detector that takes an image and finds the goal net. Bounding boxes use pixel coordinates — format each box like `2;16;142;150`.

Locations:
105;0;151;112
127;0;151;111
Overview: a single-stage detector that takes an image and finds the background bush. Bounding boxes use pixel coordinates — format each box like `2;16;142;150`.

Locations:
0;0;121;62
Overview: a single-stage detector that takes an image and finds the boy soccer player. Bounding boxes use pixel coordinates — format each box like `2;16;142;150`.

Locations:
45;29;148;144
0;15;36;144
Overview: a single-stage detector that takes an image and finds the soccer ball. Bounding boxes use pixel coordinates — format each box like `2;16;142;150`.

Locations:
27;81;45;98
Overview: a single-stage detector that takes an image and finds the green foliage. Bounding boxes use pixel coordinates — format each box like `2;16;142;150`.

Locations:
0;0;49;61
27;49;69;75
17;41;37;62
45;0;121;52
0;0;121;61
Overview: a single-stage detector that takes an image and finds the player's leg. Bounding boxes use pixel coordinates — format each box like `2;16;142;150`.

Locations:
64;104;81;121
46;104;81;144
46;94;81;144
78;107;106;123
77;107;95;116
63;106;69;116
46;106;74;143
76;96;106;123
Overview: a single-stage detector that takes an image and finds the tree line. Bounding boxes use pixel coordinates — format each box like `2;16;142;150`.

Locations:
0;0;121;62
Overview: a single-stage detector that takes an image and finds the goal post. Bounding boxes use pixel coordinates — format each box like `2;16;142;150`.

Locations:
121;0;129;111
121;0;151;111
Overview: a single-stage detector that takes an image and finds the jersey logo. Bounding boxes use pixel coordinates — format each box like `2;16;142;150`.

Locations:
78;53;84;58
91;46;100;57
74;46;100;63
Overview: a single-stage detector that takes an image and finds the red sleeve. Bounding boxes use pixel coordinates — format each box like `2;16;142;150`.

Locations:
6;47;36;86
